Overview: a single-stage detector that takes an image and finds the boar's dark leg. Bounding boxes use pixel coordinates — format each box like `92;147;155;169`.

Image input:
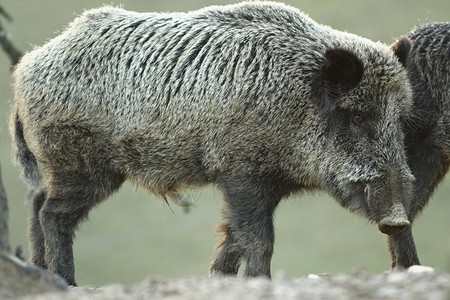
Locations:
389;135;448;269
210;177;280;278
38;171;125;286
28;189;47;269
387;226;420;269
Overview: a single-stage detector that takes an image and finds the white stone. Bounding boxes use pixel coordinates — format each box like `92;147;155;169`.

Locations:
408;265;435;273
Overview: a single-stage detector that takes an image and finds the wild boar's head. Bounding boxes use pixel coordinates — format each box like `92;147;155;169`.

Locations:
311;37;414;235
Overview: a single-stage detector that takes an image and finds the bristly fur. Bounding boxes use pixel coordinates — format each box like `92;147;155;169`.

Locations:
387;22;450;269
10;1;413;285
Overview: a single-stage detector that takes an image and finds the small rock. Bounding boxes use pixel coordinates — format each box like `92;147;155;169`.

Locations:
307;274;321;280
408;265;435;273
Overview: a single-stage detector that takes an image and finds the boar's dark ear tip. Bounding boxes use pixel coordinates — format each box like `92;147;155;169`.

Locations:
391;36;412;67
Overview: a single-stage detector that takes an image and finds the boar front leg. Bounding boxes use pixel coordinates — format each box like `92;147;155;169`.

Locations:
210;177;280;278
387;226;420;269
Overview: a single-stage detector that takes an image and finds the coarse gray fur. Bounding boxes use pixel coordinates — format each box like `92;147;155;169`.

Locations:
10;2;413;286
388;22;449;269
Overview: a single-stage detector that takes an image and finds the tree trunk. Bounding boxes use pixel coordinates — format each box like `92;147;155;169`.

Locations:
0;164;10;252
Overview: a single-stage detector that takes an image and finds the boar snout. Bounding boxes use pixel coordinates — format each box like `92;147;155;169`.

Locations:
378;203;410;235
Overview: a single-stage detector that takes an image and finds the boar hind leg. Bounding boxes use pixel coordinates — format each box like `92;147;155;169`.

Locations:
28;189;47;269
210;178;280;278
209;223;244;275
39;171;125;286
387;226;420;269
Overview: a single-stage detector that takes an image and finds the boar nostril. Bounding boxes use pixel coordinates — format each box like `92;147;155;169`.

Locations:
378;222;409;235
378;203;410;235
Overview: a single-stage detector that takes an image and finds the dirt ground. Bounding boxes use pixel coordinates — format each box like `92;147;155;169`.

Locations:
12;266;450;300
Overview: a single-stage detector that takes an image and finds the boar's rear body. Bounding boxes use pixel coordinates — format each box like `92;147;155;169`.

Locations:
10;2;413;286
388;22;450;269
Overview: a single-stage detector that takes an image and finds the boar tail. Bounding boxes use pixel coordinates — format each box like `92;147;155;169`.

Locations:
11;112;42;189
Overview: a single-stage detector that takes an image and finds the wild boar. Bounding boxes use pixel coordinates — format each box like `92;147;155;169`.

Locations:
388;22;449;269
10;2;412;285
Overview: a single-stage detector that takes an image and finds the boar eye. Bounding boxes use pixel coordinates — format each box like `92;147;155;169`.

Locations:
352;115;364;125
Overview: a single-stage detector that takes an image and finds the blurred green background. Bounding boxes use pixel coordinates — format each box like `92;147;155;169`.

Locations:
0;0;449;287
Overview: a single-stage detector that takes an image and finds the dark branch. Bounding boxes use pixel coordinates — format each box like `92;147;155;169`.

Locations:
0;6;13;21
0;7;23;67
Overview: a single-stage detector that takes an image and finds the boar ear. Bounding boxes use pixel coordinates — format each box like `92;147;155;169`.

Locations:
391;36;412;67
318;48;364;112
